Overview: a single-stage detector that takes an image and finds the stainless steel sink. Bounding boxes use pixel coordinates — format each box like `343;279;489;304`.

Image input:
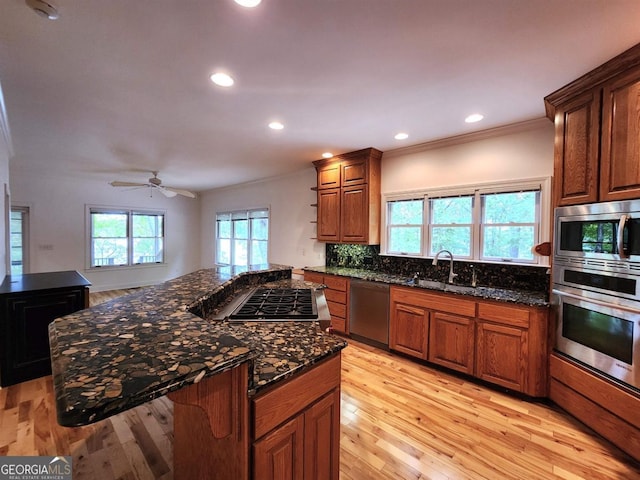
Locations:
417;279;447;289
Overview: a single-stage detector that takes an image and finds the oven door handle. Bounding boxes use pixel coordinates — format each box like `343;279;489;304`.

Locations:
618;214;629;258
552;288;640;315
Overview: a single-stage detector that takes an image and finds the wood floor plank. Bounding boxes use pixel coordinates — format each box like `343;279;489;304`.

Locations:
1;293;639;479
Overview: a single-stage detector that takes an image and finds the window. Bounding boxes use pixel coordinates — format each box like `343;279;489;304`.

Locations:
429;195;473;257
89;207;164;268
382;178;550;265
481;190;537;262
386;198;424;255
10;206;29;275
216;208;269;267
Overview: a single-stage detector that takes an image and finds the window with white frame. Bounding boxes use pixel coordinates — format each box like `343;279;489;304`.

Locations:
382;178;549;264
10;206;29;275
216;208;269;267
89;208;164;268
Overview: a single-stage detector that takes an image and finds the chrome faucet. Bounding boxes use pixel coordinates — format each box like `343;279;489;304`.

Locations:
432;249;458;284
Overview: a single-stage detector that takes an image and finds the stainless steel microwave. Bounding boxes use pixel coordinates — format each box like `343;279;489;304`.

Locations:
554;200;640;264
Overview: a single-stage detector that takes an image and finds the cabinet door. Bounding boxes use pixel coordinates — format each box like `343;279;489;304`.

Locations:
340;184;368;243
253;414;304;480
303;389;340;480
600;66;640;201
317;163;341;189
1;288;85;387
389;302;429;360
317;188;340;242
552;89;600;206
476;322;527;392
428;311;475;375
341;158;367;187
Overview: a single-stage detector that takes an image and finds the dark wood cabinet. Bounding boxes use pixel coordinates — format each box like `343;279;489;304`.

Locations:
545;43;640;205
0;271;90;387
254;414;304;480
313;148;382;244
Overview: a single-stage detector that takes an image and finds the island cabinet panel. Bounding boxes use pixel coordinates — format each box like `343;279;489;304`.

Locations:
253;415;304;480
545;43;640;205
1;271;90;387
428;311;475;375
313;147;382;244
252;354;341;480
600;66;640;201
303;272;349;334
169;362;250;480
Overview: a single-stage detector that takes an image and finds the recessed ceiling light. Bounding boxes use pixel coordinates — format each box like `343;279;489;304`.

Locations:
234;0;262;7
268;121;284;130
322;152;333;159
394;132;409;140
465;113;484;123
210;72;234;87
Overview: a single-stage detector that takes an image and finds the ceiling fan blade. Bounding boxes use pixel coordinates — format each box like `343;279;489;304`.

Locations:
164;186;197;198
110;181;147;187
156;186;178;198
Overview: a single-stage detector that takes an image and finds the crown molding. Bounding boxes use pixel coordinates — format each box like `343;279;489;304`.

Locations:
0;81;14;158
383;117;551;159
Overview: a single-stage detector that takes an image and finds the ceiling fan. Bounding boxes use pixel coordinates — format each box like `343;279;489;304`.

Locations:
110;171;197;198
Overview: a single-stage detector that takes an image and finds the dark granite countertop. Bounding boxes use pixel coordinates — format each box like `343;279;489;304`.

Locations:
48;264;347;427
304;266;549;307
0;270;91;294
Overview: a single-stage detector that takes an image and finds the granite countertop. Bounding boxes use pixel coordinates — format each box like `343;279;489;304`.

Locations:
48;264;347;427
304;266;549;307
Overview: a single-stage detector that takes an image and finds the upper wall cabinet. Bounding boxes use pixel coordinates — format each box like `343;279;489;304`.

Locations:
545;43;640;206
313;148;382;244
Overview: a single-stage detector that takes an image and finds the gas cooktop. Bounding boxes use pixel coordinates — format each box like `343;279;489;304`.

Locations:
228;287;318;321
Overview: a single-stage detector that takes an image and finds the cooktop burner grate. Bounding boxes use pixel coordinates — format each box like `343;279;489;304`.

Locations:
229;288;318;320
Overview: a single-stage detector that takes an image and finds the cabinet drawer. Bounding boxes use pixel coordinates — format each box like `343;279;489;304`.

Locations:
330;316;346;333
253;354;341;439
390;286;475;317
322;275;348;292
477;301;530;328
304;272;324;284
326;301;346;318
325;289;346;305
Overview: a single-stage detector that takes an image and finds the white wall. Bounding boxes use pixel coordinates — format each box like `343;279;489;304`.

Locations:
200;167;325;270
9;170;201;291
382;120;554;193
0;141;8;279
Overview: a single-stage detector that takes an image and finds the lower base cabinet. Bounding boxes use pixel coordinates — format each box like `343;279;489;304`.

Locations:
389;286;549;397
252;353;341;480
170;353;342;480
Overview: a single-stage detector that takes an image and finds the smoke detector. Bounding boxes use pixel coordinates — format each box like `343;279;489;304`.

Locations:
25;0;59;20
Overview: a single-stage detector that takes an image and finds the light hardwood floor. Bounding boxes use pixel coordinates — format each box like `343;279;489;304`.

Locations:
0;291;637;479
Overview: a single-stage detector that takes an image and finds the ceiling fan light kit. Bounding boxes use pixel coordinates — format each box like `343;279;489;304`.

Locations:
110;172;196;199
25;0;59;20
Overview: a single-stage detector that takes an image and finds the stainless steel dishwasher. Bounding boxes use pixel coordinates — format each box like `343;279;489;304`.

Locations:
349;279;390;347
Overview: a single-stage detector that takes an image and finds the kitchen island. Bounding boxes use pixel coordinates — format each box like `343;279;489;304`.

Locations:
48;264;347;480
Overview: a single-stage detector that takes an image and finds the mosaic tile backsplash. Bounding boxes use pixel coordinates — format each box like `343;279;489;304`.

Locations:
325;244;549;293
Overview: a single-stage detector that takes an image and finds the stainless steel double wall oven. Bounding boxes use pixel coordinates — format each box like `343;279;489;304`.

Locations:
552;200;640;391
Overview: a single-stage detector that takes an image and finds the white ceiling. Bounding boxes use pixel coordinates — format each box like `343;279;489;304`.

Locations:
2;0;640;192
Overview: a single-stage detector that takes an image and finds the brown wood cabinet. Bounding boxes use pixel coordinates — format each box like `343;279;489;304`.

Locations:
545;43;640;205
170;353;342;480
303;271;349;334
550;353;640;461
313;148;382;244
389;286;549;397
252;354;341;480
